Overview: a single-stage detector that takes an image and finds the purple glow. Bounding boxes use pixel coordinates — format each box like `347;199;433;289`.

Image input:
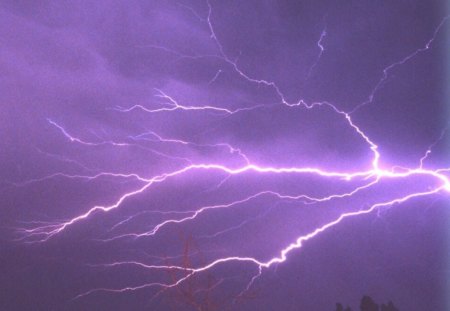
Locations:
1;1;449;310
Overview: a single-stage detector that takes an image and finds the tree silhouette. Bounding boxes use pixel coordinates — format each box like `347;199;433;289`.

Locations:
164;234;226;311
380;301;399;311
335;302;352;311
360;296;379;311
336;296;398;311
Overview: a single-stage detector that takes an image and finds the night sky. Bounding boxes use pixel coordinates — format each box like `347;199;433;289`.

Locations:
1;1;449;310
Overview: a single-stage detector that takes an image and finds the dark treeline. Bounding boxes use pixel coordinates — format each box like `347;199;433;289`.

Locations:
335;295;399;311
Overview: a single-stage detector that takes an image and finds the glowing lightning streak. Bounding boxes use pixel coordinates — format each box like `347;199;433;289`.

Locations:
419;124;449;168
24;164;374;241
128;129;250;165
46;119;191;163
306;26;327;79
100;176;381;242
10;172;149;188
350;15;450;113
73;186;446;299
114;88;269;114
208;69;223;84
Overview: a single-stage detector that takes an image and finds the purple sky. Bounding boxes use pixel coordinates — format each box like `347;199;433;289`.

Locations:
1;1;449;310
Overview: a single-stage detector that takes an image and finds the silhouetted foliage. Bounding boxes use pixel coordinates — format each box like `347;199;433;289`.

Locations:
361;295;379;311
335;302;352;311
335;296;398;311
380;301;399;311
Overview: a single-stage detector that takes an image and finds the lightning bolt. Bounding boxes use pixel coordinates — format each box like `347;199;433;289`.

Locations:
350;15;450;113
306;25;327;79
9;1;450;307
